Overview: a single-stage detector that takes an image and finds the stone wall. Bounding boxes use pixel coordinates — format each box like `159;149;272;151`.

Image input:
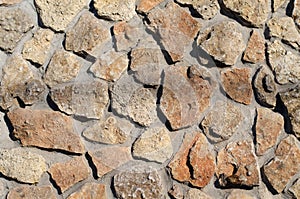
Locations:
0;0;299;198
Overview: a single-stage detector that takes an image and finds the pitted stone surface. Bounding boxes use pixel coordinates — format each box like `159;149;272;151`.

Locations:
243;30;265;63
67;183;107;199
7;185;56;199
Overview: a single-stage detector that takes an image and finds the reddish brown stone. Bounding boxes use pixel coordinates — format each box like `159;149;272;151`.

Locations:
136;0;164;13
67;183;107;199
243;30;265;63
7;185;56;199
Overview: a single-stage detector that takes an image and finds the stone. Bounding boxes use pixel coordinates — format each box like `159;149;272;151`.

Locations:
217;140;260;187
50;81;109;119
227;190;256;199
293;0;300;29
7;185;56;199
221;68;253;105
67;183;107;199
113;166;164;199
168;184;183;199
186;189;212;199
65;12;110;57
273;0;287;11
201;101;244;143
267;40;300;84
44;50;82;88
136;0;164;13
22;28;54;66
263;136;300;193
89;147;132;178
289;179;300;199
198;21;246;66
243;30;265;63
49;156;90;193
222;0;269;27
35;0;87;31
132;127;173;163
255;108;284;155
94;0;136;21
0;148;47;184
0;0;22;5
0;7;34;52
168;132;215;188
147;2;201;62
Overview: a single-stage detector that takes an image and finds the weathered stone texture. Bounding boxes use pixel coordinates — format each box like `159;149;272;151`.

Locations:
289;179;300;199
186;189;212;199
176;0;219;19
0;0;22;5
7;185;56;199
136;0;164;13
168;184;183;199
293;0;300;29
227;190;256;199
273;0;287;11
243;30;265;63
67;183;107;199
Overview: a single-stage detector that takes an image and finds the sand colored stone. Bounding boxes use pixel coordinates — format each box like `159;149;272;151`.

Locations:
243;30;265;63
67;183;107;199
7;185;56;199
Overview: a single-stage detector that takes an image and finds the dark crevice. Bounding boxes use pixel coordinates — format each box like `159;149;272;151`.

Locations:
174;0;201;18
111;26;118;51
286;0;295;17
46;94;60;112
261;167;278;194
107;89;113;112
252;110;258;146
16;97;26;108
274;94;293;134
127;51;134;75
85;152;98;180
4;114;17;141
49;172;62;194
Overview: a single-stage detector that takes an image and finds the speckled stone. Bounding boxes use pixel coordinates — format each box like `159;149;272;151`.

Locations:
243;30;265;63
227;190;257;199
0;0;22;5
293;0;300;29
136;0;164;13
67;183;107;199
7;185;56;199
289;179;300;199
186;189;212;199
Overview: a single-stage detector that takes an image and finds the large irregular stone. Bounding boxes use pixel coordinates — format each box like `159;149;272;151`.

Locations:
186;189;212;199
217;140;260;187
222;0;270;27
35;0;87;31
132;127;173;163
8;108;85;154
7;185;56;199
136;0;164;13
221;68;253;105
113;166;164;199
0;0;22;5
263;136;300;193
289;179;300;199
65;12;110;57
198;21;246;66
243;30;265;63
293;0;300;29
0;148;47;184
49;156;90;193
67;183;107;199
201;101;244;143
22;28;54;66
0;7;34;52
147;2;201;62
168;132;215;188
227;190;256;199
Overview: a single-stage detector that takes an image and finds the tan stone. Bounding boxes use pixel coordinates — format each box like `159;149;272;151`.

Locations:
186;189;212;199
168;184;183;199
0;0;22;5
67;183;107;199
49;156;90;193
289;179;300;199
243;30;265;63
136;0;164;13
7;185;56;199
227;190;256;199
273;0;287;11
293;0;300;29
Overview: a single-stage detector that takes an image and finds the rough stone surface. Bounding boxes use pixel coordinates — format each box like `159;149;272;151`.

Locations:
8;108;85;153
243;30;265;63
67;183;107;199
49;156;90;193
0;148;47;184
293;0;300;29
0;0;22;5
186;189;212;199
168;184;183;199
273;0;287;11
136;0;164;13
289;179;300;199
227;190;256;199
7;185;56;199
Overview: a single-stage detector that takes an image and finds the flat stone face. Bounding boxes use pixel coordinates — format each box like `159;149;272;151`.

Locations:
263;136;300;193
65;12;110;57
217;140;260;187
0;0;22;5
201;101;244;143
49;156;90;193
0;7;34;52
67;183;107;199
0;148;47;184
147;2;201;62
198;21;246;66
136;0;164;13
35;0;87;31
7;185;56;199
221;68;253;105
186;189;212;199
243;30;265;63
227;190;256;199
289;179;300;199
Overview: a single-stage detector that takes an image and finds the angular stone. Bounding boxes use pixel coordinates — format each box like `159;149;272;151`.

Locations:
289;179;300;199
255;108;283;155
243;30;265;63
136;0;164;13
201;101;244;143
0;0;22;5
0;148;47;184
198;21;246;66
22;28;54;66
35;0;87;31
186;189;212;199
94;0;136;21
263;136;300;193
147;2;201;62
223;0;269;27
7;185;56;199
65;12;110;57
293;0;300;29
217;140;260;187
113;166;164;199
168;184;183;199
8;108;85;154
67;183;107;199
49;156;90;193
221;68;253;105
0;7;34;52
89;147;132;178
227;190;256;199
273;0;287;11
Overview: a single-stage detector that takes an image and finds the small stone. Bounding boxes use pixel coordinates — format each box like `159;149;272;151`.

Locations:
0;148;47;184
221;68;253;105
186;189;212;199
49;156;90;193
198;21;246;66
263;135;300;193
217;140;260;187
35;0;87;31
7;185;56;199
168;184;183;199
273;0;287;11
132;127;173;163
243;30;265;63
88;147;132;178
0;7;34;52
67;183;107;199
201;101;244;143
293;0;300;29
22;28;54;66
44;50;82;88
0;0;22;5
227;190;256;199
94;0;136;21
8;108;85;154
136;0;164;13
255;108;284;155
289;179;300;199
65;12;110;57
113;166;164;199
